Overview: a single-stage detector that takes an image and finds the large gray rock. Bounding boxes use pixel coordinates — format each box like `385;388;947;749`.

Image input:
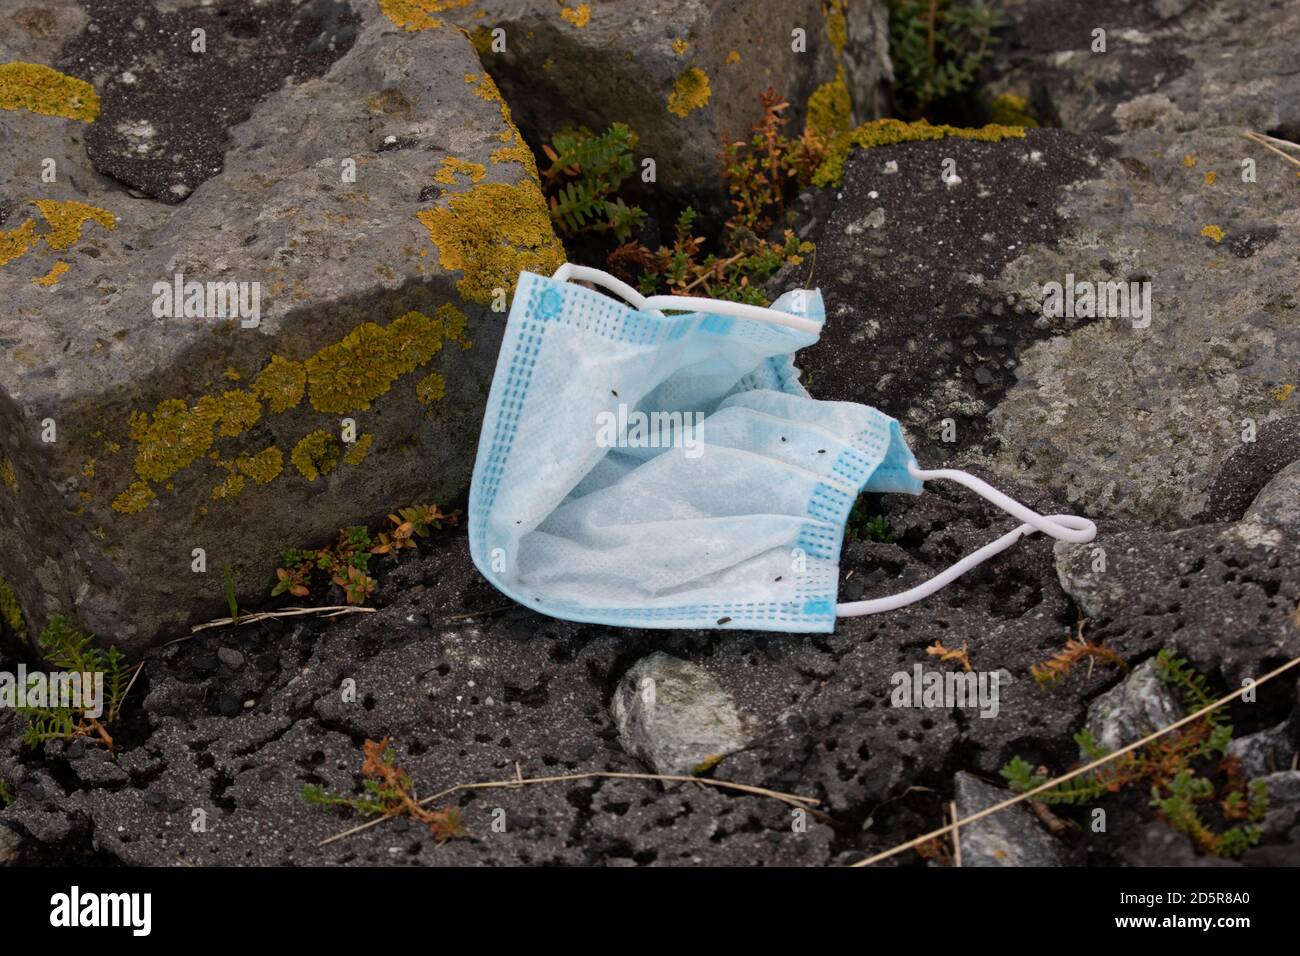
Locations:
610;652;751;775
0;1;565;654
953;772;1065;867
1227;721;1296;779
441;0;890;207
989;0;1300;138
980;125;1299;526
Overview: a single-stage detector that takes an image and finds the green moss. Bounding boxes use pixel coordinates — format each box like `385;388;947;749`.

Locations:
805;65;852;137
291;430;342;481
0;62;99;121
667;67;711;118
812;119;1027;188
824;0;848;55
343;433;374;466
418;180;565;304
111;480;155;515
236;447;284;484
988;93;1039;128
0;577;25;639
305;311;445;414
252;355;306;412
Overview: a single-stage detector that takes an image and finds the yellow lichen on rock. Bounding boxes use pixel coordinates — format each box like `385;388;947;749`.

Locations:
112;480;155;515
464;72;540;178
668;67;711;117
812;119;1027;188
417;179;566;303
435;156;487;186
236;447;284;484
560;4;591;28
0;62;99;121
343;434;374;466
32;199;116;250
304;311;447;414
129;390;261;484
252;355;307;413
0;457;16;489
417;371;447;406
378;0;470;31
823;0;848;55
211;473;246;501
672;38;689;55
0;219;38;266
291;429;342;481
1200;224;1224;243
33;260;69;286
0;577;25;638
805;65;852;137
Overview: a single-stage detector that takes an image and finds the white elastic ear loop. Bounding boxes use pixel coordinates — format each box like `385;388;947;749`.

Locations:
835;464;1097;617
551;263;822;335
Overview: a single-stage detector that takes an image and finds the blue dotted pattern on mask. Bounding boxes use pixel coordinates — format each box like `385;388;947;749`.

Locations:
469;271;919;634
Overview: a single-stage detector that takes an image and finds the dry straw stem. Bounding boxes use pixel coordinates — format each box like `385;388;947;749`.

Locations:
853;650;1300;867
1243;130;1300;168
319;770;821;847
189;605;376;634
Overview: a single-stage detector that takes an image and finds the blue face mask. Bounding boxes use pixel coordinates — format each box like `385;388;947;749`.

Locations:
468;265;1095;632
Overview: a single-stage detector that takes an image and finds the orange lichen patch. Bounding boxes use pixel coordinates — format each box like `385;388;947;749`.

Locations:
727;50;742;64
0;219;39;266
560;4;591;28
668;67;711;117
434;156;487;186
464;71;539;178
672;38;689;55
128;390;261;483
32;199;116;250
1204;170;1217;185
252;355;307;413
0;61;99;121
1182;154;1196;167
378;0;470;31
417;179;566;303
32;260;69;286
1200;224;1225;243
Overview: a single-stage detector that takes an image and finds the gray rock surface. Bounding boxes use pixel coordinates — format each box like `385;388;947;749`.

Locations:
442;0;890;207
0;1;564;654
1084;659;1182;754
1226;720;1296;778
953;772;1064;866
610;652;751;776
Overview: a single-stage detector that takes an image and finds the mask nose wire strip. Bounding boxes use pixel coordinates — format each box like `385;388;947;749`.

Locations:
552;263;823;335
835;464;1097;617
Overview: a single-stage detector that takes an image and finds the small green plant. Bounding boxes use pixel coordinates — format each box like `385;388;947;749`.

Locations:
887;0;1000;118
542;123;646;242
18;615;132;750
999;651;1267;858
304;737;466;843
0;778;14;806
274;505;457;605
223;565;239;623
845;498;893;543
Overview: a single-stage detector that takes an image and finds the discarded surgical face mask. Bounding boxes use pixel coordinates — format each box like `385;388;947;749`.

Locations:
468;264;1095;632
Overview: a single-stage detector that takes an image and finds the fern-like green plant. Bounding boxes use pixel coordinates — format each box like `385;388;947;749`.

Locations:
542;123;646;242
18;615;132;746
887;0;999;118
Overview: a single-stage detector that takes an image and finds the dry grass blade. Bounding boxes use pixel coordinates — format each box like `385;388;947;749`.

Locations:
852;651;1300;867
189;605;375;634
319;769;821;847
1243;130;1300;168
